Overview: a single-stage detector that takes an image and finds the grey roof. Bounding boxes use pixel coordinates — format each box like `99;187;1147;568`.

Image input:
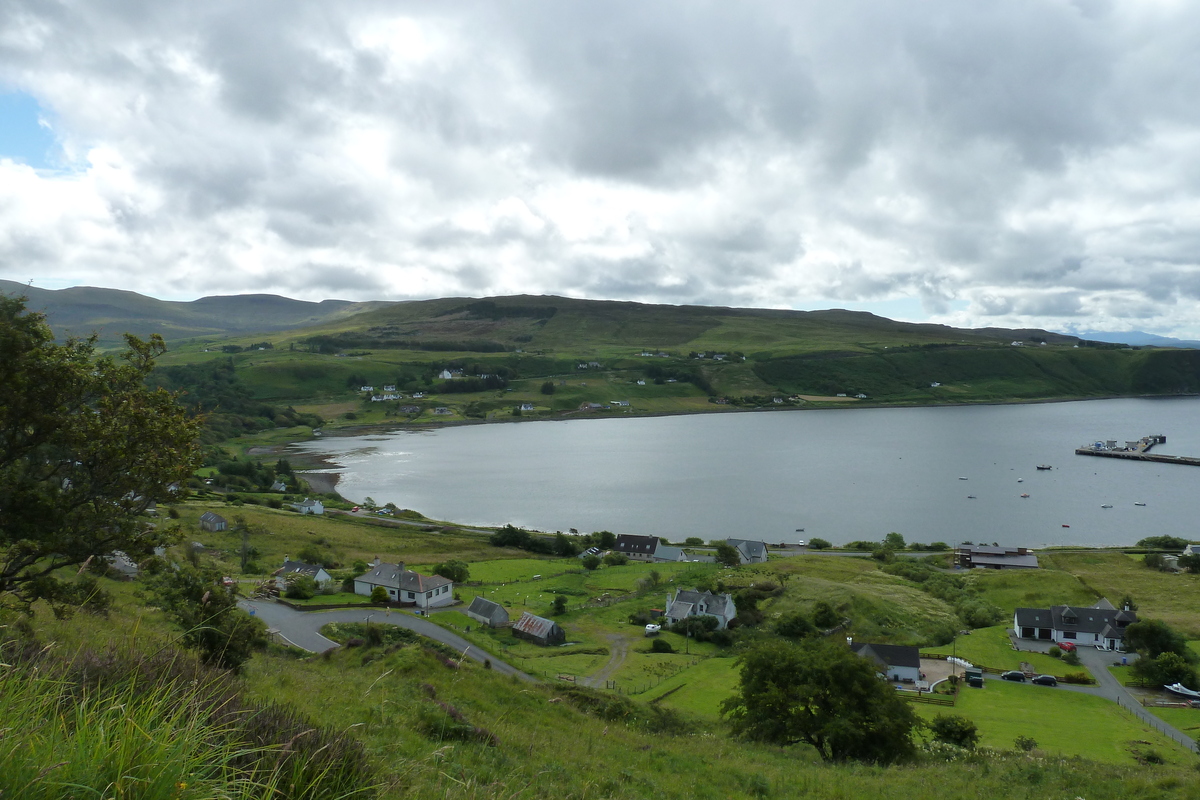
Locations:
1014;608;1052;628
279;560;324;578
512;612;561;640
296;497;322;508
199;511;226;525
357;562;453;593
1051;604;1136;636
667;589;734;621
727;538;768;563
1092;597;1116;610
615;534;659;555
970;553;1039;568
467;596;509;624
851;642;921;670
653;545;685;562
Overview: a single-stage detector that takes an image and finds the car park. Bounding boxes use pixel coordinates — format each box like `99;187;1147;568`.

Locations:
1000;670;1026;682
1032;674;1058;686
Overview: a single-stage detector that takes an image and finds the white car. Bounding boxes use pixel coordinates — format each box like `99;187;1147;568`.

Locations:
644;623;661;635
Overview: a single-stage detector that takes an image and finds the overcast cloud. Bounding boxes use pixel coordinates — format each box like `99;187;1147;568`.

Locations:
4;0;1200;335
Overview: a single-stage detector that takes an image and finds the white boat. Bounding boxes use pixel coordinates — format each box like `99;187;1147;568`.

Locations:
1165;683;1200;699
1036;464;1052;470
958;477;968;480
1101;504;1113;509
1134;502;1147;506
1017;478;1024;483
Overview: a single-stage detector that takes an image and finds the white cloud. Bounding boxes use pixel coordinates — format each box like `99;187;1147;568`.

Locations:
3;1;1200;335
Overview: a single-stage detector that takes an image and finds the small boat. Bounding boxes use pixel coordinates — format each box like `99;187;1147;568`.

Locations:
958;477;968;481
795;528;805;532
1101;504;1113;509
967;495;976;499
1020;493;1030;498
1134;502;1146;507
1062;524;1070;528
1017;478;1024;483
1166;683;1200;699
1036;465;1052;470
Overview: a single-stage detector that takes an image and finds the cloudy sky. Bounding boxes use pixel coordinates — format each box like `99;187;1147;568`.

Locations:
3;1;1200;336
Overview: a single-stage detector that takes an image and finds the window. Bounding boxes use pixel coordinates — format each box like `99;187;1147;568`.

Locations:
407;592;414;599
1063;631;1076;639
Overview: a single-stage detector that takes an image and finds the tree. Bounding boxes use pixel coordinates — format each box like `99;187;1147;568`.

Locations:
811;601;840;629
581;554;602;570
807;538;831;550
143;563;267;671
433;559;470;583
1179;554;1200;574
540;381;556;395
603;551;628;566
684;537;704;546
284;575;317;600
1125;619;1193;660
552;595;568;615
1119;594;1138;611
714;542;742;568
1133;651;1199;689
776;612;816;639
929;714;979;749
0;298;202;612
595;530;617;549
722;639;919;764
553;532;580;557
883;532;906;550
370;586;389;603
1137;535;1189;550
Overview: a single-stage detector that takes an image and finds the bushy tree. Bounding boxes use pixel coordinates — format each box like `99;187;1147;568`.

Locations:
714;542;742;568
1133;651;1198;689
722;639;919;763
433;559;470;583
553;532;580;557
370;586;389;603
144;563;267;671
552;595;568;615
581;554;602;570
540;381;556;395
776;611;816;639
811;601;840;629
1125;619;1193;660
603;551;628;566
284;575;317;600
930;714;979;749
1137;535;1190;550
807;538;831;550
883;532;906;550
0;298;202;612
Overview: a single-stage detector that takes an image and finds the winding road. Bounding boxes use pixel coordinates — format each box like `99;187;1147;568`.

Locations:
240;599;535;683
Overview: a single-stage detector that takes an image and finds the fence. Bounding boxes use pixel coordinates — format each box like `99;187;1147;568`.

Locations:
1113;692;1198;753
900;691;956;706
593;659;701;696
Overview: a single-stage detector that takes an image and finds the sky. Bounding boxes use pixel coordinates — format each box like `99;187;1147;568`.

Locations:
3;1;1200;337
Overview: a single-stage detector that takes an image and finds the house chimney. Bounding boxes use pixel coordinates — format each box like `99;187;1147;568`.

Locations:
373;556;381;567
283;554;289;564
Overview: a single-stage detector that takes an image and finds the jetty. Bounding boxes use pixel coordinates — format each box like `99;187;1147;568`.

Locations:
1075;434;1200;467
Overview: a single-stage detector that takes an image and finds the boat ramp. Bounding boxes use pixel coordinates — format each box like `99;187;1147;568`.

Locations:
1075;434;1200;467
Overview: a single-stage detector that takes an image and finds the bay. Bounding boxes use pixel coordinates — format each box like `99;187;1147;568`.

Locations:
289;397;1200;548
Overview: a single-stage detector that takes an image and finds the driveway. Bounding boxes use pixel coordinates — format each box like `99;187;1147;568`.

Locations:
240;600;535;683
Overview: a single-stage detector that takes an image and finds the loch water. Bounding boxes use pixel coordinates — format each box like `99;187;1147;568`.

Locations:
290;397;1200;547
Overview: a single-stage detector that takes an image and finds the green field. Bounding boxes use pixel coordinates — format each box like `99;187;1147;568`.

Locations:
922;625;1074;677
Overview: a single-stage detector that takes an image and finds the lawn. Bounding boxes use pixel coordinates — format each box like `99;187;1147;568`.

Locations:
922;625;1075;676
918;679;1196;765
967;567;1097;615
641;656;741;719
1040;551;1200;637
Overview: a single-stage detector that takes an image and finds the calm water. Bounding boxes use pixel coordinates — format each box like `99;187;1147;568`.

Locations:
290;398;1200;548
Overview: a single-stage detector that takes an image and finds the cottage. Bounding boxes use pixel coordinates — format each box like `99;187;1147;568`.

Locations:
400;405;422;414
1013;598;1137;651
850;641;921;682
439;369;455;380
434;407;452;415
726;538;768;564
383;385;396;392
611;400;630;407
466;596;510;628
199;511;228;532
106;550;141;579
293;497;324;515
664;588;736;629
511;612;565;646
275;559;333;591
269;480;287;492
614;534;661;562
518;403;536;412
955;544;1038;570
360;385;374;392
353;558;455;609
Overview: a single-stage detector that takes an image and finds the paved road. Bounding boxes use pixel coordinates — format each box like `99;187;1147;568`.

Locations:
240;600;535;683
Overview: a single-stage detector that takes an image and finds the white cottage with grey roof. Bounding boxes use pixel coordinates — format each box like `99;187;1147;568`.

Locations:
353;558;454;609
1013;598;1137;651
726;538;768;564
664;588;737;630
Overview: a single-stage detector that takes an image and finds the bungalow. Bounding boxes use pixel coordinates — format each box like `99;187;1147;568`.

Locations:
611;400;630;407
614;534;662;562
512;611;566;646
269;480;288;492
518;403;536;412
383;384;397;392
1013;598;1137;651
434;407;452;415
399;405;422;414
353;558;455;609
664;588;736;630
293;497;324;515
360;385;374;392
955;544;1038;570
850;641;921;682
466;596;510;628
275;558;333;591
726;538;768;564
199;511;228;532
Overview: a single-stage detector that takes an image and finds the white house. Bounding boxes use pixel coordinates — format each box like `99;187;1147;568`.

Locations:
850;641;921;683
293;497;324;515
1013;598;1137;651
353;558;455;609
275;559;333;591
664;588;736;629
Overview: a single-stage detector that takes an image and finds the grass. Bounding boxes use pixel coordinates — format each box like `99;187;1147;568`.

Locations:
641;656;740;718
966;567;1098;615
915;679;1196;765
1041;551;1200;637
922;626;1073;676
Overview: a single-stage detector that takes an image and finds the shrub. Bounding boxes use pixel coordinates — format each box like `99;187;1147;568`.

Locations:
811;601;840;629
930;714;979;749
807;537;831;550
581;554;602;570
650;638;674;654
603;552;629;566
1014;735;1037;752
1048;646;1062;659
1060;672;1093;685
370;586;389;603
284;575;316;600
1062;650;1082;666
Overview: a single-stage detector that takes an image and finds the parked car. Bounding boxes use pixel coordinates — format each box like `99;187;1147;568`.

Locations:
1058;641;1076;652
1032;674;1058;686
1000;670;1026;682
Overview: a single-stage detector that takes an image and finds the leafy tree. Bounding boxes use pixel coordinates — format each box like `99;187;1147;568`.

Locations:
722;639;919;764
1179;554;1200;574
433;559;470;583
927;542;950;551
811;601;840;629
0;298;202;612
595;530;617;549
296;544;330;567
807;538;831;550
684;537;704;546
284;575;317;600
552;595;568;615
1137;535;1190;550
1133;651;1199;689
370;586;389;603
929;714;979;749
143;563;267;671
581;554;602;570
1013;735;1037;752
603;552;628;566
553;532;580;557
1125;619;1194;661
883;532;906;550
1143;552;1166;570
540;381;556;395
714;542;742;568
775;611;816;639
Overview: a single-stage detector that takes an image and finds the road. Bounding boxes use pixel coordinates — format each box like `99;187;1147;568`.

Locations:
240;599;535;683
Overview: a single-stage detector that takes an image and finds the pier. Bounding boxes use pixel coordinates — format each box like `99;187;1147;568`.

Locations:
1075;434;1200;467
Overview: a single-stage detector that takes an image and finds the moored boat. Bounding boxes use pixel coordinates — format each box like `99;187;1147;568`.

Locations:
1036;464;1052;470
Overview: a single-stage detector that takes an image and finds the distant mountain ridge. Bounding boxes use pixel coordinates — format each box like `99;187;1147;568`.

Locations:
1075;330;1200;349
0;280;391;343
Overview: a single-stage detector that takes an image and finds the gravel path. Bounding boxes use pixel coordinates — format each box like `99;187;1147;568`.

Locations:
240;600;536;683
